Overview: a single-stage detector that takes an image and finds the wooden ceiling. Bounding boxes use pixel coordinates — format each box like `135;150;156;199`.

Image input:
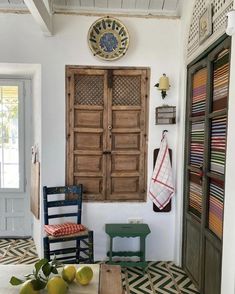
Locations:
0;0;182;17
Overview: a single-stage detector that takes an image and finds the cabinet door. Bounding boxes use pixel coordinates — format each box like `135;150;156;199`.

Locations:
183;37;230;294
107;69;148;201
183;58;208;288
66;68;108;201
66;66;149;201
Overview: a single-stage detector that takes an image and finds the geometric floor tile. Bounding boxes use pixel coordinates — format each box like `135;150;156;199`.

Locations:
0;238;39;264
122;261;200;294
0;239;199;294
167;262;199;294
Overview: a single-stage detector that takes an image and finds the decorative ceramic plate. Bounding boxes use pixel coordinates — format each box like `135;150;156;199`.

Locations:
88;17;129;61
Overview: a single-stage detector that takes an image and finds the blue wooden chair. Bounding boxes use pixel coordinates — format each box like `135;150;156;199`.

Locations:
43;185;94;264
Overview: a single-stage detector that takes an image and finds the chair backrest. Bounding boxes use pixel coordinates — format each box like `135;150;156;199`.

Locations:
43;185;83;226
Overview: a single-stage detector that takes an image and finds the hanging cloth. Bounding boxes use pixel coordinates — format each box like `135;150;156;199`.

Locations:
149;133;174;210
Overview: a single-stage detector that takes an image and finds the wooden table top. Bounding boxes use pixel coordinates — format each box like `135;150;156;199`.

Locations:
0;263;123;294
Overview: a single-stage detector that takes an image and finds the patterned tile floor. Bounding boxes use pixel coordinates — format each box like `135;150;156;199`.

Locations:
121;261;199;294
0;239;199;294
0;238;38;264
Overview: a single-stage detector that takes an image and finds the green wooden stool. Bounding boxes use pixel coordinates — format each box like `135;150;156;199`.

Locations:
105;223;151;270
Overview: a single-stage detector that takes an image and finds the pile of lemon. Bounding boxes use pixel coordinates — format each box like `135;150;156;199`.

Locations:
19;265;93;294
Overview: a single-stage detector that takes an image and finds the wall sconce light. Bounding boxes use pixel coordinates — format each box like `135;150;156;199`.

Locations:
154;74;170;99
226;10;235;36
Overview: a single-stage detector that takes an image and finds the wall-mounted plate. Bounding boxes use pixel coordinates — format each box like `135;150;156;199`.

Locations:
88;16;129;61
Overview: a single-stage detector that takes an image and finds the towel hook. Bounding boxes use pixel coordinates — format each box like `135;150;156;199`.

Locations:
162;130;168;136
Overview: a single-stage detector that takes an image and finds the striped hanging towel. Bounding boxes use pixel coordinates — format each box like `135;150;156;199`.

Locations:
149;134;174;210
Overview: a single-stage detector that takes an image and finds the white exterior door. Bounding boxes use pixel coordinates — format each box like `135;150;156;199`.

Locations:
0;79;31;237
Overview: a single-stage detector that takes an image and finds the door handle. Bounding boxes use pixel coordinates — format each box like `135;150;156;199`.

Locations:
103;151;111;155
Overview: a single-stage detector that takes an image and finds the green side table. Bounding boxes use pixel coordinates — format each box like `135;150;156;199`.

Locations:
105;223;151;270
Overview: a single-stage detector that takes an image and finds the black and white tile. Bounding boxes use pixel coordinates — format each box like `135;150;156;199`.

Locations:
0;239;199;293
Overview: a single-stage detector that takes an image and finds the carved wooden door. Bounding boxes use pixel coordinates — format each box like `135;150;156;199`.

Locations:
66;66;149;201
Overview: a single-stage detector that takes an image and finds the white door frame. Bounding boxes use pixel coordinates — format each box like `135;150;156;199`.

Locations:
0;78;32;237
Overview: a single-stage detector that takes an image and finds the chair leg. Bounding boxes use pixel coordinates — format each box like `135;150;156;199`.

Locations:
76;239;81;263
43;237;50;261
88;230;94;263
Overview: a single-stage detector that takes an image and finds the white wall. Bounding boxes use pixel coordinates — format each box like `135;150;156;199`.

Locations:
0;13;181;261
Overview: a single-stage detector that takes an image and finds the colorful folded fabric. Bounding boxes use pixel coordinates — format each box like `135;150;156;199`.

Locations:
210;116;226;174
189;171;202;218
213;50;229;111
190;121;204;167
44;222;86;237
192;68;207;116
208;179;224;239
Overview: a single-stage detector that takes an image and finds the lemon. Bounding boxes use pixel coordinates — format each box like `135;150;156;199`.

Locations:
75;266;93;286
47;276;68;294
62;265;76;283
19;280;39;294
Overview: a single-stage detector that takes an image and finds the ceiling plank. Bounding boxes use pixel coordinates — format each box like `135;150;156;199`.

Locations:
66;0;81;7
149;0;164;10
135;0;150;10
24;0;53;35
95;0;108;8
107;0;122;9
9;0;23;4
80;0;94;7
53;0;66;5
122;0;136;9
163;0;178;11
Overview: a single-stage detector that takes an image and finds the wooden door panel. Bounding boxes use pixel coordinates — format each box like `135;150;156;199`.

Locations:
66;68;107;200
74;73;104;106
112;75;141;106
204;238;221;294
74;110;103;128
112;133;140;150
74;177;103;200
112;110;140;128
74;133;103;150
111;155;139;172
185;219;201;286
111;177;139;193
74;155;102;172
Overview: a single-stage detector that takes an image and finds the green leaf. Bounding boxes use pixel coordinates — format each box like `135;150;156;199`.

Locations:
31;279;47;290
34;259;48;276
42;263;52;277
9;276;24;286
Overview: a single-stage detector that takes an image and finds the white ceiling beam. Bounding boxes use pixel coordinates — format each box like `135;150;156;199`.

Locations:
24;0;53;36
42;0;53;13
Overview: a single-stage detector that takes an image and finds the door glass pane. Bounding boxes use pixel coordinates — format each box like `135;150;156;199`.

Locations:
190;121;205;168
191;67;207;117
0;86;19;188
208;179;224;239
188;171;203;219
212;49;229;112
210;116;226;175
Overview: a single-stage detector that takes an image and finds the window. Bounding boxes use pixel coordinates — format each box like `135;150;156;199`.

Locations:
0;81;24;190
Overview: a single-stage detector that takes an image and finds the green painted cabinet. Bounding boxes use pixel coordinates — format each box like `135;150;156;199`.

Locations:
182;37;230;294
